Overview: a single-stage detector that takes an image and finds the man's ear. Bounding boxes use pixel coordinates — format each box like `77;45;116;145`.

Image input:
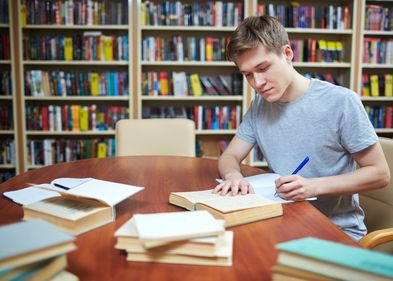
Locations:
282;44;293;63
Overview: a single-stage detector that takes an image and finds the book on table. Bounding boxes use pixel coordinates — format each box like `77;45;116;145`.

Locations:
115;217;229;257
271;264;338;281
275;237;393;281
0;220;76;273
169;189;283;227
0;255;68;281
114;212;233;266
3;177;144;235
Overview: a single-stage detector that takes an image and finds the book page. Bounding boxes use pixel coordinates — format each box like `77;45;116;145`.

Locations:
3;186;60;205
66;179;144;206
51;178;93;189
171;190;219;204
199;193;276;213
26;197;108;221
133;211;224;243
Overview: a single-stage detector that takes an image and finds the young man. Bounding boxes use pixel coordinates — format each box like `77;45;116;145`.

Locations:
213;15;390;241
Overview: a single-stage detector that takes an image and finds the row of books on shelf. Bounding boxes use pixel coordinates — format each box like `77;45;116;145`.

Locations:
21;0;128;26
25;70;128;97
361;73;392;97
195;139;228;158
291;39;343;63
142;105;241;131
363;38;393;65
0;33;10;60
25;104;128;131
0;0;8;24
0;138;15;165
257;4;350;30
303;73;340;86
0;171;14;182
365;5;393;31
141;1;243;27
0;105;12;130
365;105;393;129
142;72;242;97
27;137;115;166
24;33;129;61
0;71;11;95
142;36;227;62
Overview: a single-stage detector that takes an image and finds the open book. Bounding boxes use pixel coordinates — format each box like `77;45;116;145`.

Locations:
4;178;144;235
169;190;283;227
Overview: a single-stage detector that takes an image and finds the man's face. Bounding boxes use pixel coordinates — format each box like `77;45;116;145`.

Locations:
236;44;294;103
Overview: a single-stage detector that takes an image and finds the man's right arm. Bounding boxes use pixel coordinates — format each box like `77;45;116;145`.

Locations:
213;136;254;195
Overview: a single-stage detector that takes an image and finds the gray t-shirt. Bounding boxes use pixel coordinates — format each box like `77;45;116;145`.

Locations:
237;79;378;240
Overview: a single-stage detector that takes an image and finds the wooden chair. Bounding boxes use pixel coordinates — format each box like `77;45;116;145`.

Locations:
115;119;195;157
359;137;393;253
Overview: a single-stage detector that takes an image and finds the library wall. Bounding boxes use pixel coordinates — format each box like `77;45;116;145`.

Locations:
2;0;392;179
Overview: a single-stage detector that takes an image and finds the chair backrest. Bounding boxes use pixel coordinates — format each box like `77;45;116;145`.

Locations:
360;137;393;253
115;118;195;157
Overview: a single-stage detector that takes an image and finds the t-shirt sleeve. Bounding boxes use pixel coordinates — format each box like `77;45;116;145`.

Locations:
339;91;378;154
235;99;257;144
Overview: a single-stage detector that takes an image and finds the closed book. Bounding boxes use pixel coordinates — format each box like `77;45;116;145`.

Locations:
0;255;67;281
272;264;338;281
189;73;202;96
0;220;75;271
169;190;283;227
385;74;393;97
4;178;143;235
97;142;107;158
276;237;393;281
115;217;229;257
132;211;225;247
370;74;380;97
64;37;73;61
90;72;99;96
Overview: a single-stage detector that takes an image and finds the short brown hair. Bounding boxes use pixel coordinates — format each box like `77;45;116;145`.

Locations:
227;15;290;61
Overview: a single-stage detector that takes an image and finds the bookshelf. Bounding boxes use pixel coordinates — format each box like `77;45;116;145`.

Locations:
16;0;132;172
136;1;249;159
358;0;393;135
0;0;18;182
248;0;358;167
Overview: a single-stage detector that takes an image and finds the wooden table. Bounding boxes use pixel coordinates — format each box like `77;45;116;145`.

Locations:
0;156;358;281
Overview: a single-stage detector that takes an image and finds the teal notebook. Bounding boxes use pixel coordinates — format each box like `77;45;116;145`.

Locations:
276;237;393;281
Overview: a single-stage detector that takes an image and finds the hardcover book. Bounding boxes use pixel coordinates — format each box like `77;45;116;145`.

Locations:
4;178;143;235
276;237;393;281
169;190;283;227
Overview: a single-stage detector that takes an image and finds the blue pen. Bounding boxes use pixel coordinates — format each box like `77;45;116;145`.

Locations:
275;156;310;197
292;156;310;175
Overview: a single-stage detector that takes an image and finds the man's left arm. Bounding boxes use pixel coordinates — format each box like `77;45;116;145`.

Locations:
275;142;390;201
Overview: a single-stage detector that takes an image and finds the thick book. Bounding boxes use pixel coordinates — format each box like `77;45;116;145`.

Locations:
4;178;143;235
0;220;76;271
169;190;283;227
272;264;338;281
276;237;393;281
132;211;225;247
115;217;229;257
0;255;67;281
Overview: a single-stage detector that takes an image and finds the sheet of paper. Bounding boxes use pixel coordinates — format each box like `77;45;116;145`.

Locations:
3;186;60;205
51;178;93;189
67;179;144;206
217;173;316;203
133;211;224;242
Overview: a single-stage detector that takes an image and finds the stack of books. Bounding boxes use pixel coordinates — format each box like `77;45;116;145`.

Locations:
272;237;393;281
0;220;78;281
115;211;233;266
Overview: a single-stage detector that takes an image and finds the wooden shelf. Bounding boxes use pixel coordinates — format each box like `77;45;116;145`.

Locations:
23;61;129;66
196;130;237;135
23;24;129;30
24;96;130;101
286;28;353;34
141;61;235;67
293;62;351;68
141;26;236;32
26;131;116;136
141;96;243;101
